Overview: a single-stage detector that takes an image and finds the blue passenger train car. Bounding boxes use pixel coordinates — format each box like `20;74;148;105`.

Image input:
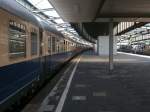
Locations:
0;0;88;111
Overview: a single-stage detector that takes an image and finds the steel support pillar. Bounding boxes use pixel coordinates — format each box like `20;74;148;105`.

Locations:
109;19;114;70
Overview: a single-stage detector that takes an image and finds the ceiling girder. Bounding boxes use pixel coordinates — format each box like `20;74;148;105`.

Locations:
93;0;106;22
117;22;147;36
97;13;150;19
32;8;54;13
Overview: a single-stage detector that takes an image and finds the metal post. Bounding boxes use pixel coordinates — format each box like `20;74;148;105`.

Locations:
97;37;100;55
109;19;114;70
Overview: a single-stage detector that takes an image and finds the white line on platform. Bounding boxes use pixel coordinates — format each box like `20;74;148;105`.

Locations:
118;52;150;59
64;62;74;74
38;60;75;112
55;57;81;112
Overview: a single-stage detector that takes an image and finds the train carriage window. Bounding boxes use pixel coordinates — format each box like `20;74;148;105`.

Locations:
9;21;26;58
56;39;59;53
52;37;56;53
64;40;66;52
48;37;51;54
31;32;38;55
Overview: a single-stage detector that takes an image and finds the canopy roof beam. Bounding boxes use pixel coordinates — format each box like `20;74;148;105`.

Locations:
32;8;54;13
93;0;106;22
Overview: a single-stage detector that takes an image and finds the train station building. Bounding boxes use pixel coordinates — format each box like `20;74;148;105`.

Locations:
1;0;150;112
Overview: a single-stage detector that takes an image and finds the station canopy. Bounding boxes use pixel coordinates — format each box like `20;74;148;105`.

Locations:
25;0;150;42
25;0;92;46
46;0;150;40
49;0;150;22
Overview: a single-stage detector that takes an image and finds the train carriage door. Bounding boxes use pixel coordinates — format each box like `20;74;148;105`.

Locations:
39;30;43;56
39;29;45;83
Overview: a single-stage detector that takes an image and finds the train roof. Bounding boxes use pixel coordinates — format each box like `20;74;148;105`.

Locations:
0;0;41;26
0;0;64;37
39;20;64;37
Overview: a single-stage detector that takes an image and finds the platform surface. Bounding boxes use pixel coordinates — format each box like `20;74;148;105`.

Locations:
23;51;150;112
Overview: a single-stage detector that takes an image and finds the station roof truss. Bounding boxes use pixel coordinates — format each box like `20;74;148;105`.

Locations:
127;24;150;38
118;23;150;45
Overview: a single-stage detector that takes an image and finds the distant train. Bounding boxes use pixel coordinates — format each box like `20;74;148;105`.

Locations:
117;43;150;55
0;0;89;111
117;45;133;53
131;43;145;54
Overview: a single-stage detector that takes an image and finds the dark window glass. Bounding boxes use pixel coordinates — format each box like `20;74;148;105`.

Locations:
48;38;51;54
9;25;26;58
52;37;55;53
31;32;38;55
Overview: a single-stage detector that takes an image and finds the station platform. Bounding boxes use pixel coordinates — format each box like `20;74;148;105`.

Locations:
23;50;150;112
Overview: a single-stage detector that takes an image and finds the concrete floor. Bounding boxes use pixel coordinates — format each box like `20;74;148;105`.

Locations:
23;51;150;112
61;51;150;112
